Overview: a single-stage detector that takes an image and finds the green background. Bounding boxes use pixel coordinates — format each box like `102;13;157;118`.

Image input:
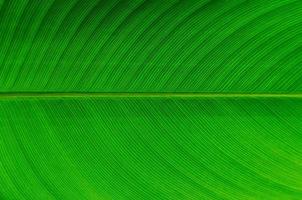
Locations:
0;0;302;199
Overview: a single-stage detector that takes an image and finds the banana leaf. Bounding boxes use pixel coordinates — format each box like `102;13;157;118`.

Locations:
0;0;302;199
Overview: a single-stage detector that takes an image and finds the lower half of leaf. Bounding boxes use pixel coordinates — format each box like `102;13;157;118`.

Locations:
0;97;301;199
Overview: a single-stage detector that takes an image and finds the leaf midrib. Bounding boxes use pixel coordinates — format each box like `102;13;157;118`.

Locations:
0;92;301;98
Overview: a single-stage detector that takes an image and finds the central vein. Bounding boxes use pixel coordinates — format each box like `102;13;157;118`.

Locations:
0;92;301;98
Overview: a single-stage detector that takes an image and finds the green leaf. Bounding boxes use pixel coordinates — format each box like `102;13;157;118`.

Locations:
1;1;302;200
0;0;302;92
1;97;302;199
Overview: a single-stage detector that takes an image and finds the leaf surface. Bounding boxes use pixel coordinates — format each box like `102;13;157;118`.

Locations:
1;0;302;199
1;97;302;199
0;0;302;92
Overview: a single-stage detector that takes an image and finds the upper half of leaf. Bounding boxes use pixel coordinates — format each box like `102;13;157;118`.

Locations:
0;0;301;93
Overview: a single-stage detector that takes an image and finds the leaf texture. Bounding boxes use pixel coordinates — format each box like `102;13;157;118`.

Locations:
1;97;302;199
0;0;302;92
1;0;302;200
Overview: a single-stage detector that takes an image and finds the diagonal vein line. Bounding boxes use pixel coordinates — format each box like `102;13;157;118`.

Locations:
0;92;302;98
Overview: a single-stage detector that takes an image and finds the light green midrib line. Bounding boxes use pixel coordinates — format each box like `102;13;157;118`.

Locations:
0;92;302;98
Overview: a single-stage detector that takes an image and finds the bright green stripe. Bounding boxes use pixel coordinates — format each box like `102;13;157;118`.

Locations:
1;92;302;99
